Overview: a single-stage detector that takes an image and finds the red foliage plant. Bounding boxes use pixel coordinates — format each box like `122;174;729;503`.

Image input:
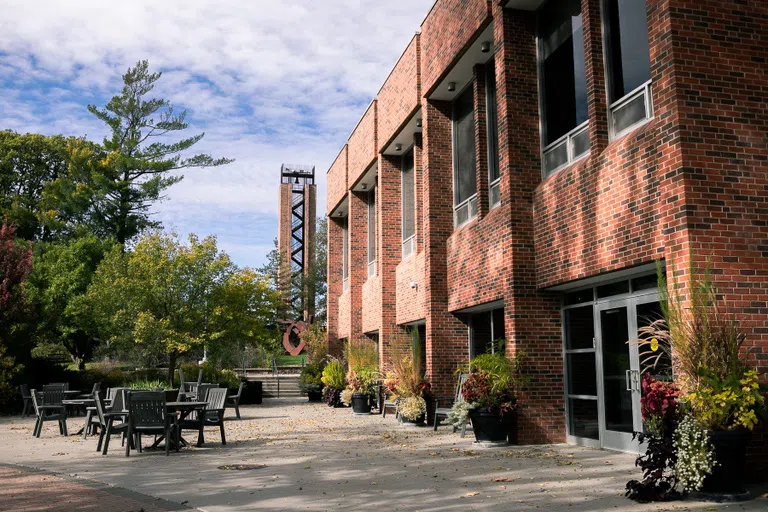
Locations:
640;373;679;425
0;224;33;320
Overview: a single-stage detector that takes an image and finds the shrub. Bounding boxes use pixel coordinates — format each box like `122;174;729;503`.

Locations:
299;362;325;394
399;396;427;421
343;339;377;370
346;366;379;397
126;379;169;390
340;388;353;406
462;351;526;414
321;360;345;390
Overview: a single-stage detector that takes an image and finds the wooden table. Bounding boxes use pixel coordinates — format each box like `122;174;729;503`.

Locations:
148;402;208;449
63;398;99;437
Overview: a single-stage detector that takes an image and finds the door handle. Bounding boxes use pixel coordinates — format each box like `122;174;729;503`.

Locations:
625;370;633;391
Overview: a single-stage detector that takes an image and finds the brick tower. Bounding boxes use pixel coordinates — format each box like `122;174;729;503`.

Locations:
277;164;316;323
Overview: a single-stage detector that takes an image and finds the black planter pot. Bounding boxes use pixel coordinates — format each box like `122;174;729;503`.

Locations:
399;414;425;425
351;393;372;415
307;391;323;402
703;429;750;493
469;409;514;443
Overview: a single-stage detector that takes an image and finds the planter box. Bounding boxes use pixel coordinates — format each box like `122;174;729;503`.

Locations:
703;429;750;493
239;380;263;405
469;409;516;444
351;393;372;415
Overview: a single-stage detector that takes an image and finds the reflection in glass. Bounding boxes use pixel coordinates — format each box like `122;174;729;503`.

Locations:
569;398;599;439
453;87;476;206
565;305;594;350
601;306;633;433
604;0;651;103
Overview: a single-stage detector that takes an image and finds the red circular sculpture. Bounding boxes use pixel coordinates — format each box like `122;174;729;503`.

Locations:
282;320;307;356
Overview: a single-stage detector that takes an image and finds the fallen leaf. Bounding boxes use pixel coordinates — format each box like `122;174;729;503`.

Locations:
491;477;514;482
465;492;480;497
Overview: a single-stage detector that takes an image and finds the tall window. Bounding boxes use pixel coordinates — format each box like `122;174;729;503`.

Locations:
453;85;477;227
342;217;349;291
486;61;500;208
401;149;415;259
538;0;589;175
367;188;376;278
603;0;652;137
469;308;505;358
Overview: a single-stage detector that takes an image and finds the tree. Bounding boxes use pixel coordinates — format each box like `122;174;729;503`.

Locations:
25;234;115;369
0;131;76;241
86;231;276;382
44;60;233;244
0;224;33;405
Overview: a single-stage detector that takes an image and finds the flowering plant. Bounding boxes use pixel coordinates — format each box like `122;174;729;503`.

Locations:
340;387;354;406
685;369;764;431
673;415;715;492
399;396;427;421
346;366;379;397
640;374;680;437
382;372;398;395
460;352;525;416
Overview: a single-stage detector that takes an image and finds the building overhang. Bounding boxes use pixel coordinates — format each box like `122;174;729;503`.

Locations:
351;161;378;193
381;108;422;156
451;299;504;314
428;23;496;101
329;195;349;219
546;262;662;291
504;0;545;10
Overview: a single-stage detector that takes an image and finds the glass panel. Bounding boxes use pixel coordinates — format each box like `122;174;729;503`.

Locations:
567;352;597;395
539;0;588;145
565;305;594;350
596;280;629;298
571;127;590;158
401;149;415;242
486;61;500;183
564;288;593;306
402;236;415;259
636;301;670;378
489;181;500;208
612;91;647;135
468;196;478;220
631;273;658;292
453;86;476;205
604;0;652;103
470;311;492;357
568;398;599;439
455;202;469;227
491;308;505;343
367;189;376;266
342;217;349;280
543;141;568;173
600;306;633;433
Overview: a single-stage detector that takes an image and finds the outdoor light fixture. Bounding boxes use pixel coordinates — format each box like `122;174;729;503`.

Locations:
395;143;403;152
416;118;422;128
361;183;367;190
448;82;456;92
481;41;491;53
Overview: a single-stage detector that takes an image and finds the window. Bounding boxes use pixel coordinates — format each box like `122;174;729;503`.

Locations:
401;148;416;259
342;217;349;291
367;188;376;278
469;307;505;358
603;0;653;138
485;61;500;208
452;85;477;227
538;0;590;175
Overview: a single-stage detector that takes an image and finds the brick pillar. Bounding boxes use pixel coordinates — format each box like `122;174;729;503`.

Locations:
495;4;565;444
422;98;470;397
378;154;401;371
582;0;610;153
413;132;425;254
348;190;367;342
473;64;489;219
326;216;344;357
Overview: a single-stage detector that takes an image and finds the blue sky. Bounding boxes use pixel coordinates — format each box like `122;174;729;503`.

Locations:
0;0;434;268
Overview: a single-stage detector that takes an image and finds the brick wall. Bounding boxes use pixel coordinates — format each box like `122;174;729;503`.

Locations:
276;182;293;308
396;253;426;324
327;216;344;356
379;154;404;370
347;101;378;186
377;35;421;147
361;275;382;334
326;145;348;215
420;0;492;94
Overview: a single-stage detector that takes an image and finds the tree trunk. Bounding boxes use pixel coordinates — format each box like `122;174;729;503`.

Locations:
168;351;178;387
78;359;86;371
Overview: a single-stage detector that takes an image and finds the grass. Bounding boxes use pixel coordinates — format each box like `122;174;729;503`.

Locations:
276;355;306;367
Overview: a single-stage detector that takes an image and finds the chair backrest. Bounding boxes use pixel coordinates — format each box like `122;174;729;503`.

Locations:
178;367;186;387
42;385;65;405
234;381;244;398
127;391;166;428
49;382;69;391
110;388;129;412
205;388;227;420
196;384;217;402
94;393;109;426
30;389;41;414
91;382;101;395
455;373;468;404
20;384;31;399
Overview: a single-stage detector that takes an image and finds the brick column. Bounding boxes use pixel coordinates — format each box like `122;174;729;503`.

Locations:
378;154;401;371
582;0;609;153
326;216;344;357
494;4;565;444
348;190;367;343
474;64;489;219
422;98;470;397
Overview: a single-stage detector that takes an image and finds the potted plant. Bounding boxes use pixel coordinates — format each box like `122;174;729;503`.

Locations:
346;366;379;415
320;359;346;408
299;362;325;402
390;328;432;426
631;262;765;497
448;350;526;443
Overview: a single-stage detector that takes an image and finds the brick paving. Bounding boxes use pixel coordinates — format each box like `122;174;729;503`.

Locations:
0;465;193;512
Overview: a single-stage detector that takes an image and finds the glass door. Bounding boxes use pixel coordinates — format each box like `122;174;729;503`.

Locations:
596;300;642;452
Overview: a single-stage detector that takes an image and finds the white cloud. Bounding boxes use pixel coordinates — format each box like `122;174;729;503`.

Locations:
0;0;433;267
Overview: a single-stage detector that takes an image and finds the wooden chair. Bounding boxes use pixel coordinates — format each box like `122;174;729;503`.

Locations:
179;387;228;447
31;386;68;437
226;382;244;419
19;384;32;417
433;372;469;436
124;391;177;456
94;393;128;455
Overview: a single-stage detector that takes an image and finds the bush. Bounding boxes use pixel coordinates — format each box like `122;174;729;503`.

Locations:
346;366;379;397
321;360;345;390
126;379;170;390
175;362;240;391
300;362;325;394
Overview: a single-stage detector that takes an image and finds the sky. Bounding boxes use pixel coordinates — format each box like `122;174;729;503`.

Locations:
0;0;434;268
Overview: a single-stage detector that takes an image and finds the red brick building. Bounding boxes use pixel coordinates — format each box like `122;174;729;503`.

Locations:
325;0;767;457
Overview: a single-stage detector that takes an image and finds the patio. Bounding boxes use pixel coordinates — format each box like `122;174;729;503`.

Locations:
0;398;765;511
